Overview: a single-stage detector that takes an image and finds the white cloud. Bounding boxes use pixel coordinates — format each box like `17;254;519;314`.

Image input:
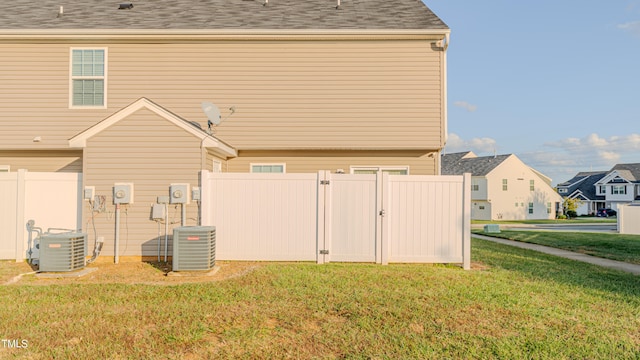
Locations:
618;21;640;36
446;133;496;154
453;101;477;112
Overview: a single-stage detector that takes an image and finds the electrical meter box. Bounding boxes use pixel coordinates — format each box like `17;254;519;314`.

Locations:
170;183;190;204
113;183;134;204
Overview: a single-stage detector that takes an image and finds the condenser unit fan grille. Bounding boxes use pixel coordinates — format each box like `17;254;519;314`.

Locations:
172;226;216;271
39;233;87;272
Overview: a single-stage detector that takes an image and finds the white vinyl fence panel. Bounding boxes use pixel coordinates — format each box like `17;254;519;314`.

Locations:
201;172;319;261
0;172;19;259
618;204;640;235
0;170;82;261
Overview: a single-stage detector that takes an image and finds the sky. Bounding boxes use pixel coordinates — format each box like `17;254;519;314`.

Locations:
425;1;640;185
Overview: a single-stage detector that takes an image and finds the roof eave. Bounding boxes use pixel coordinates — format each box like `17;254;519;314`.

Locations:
0;28;450;41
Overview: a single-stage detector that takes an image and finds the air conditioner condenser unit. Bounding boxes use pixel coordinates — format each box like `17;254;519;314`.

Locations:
172;226;216;271
38;232;87;272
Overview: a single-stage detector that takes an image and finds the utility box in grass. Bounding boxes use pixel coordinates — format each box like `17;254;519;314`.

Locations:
483;224;500;233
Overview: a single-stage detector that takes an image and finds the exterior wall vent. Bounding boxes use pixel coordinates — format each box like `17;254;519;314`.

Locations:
172;226;216;271
118;3;134;10
39;232;87;272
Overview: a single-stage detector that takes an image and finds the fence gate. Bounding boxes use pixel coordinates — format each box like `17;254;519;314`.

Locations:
201;171;470;268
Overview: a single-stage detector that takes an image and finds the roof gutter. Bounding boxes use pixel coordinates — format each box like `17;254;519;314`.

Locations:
0;28;450;41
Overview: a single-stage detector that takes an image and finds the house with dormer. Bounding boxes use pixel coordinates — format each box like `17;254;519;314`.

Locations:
442;152;562;220
0;0;450;259
593;164;640;211
556;171;607;215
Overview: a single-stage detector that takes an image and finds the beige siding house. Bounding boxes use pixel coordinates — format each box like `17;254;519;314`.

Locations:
442;152;563;221
0;0;449;258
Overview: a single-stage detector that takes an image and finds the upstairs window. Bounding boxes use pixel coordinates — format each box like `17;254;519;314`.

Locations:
558;188;568;193
612;185;627;195
599;186;606;194
502;179;508;191
471;179;479;191
530;180;535;191
70;48;106;108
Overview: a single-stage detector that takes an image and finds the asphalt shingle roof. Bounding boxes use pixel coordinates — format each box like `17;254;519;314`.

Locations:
0;0;449;30
611;163;640;182
441;152;511;176
557;171;607;201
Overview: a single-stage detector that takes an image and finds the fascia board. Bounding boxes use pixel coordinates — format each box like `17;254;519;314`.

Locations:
0;28;450;41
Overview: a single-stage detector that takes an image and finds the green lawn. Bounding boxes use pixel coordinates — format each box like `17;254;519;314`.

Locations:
474;230;640;264
472;218;617;225
1;239;640;359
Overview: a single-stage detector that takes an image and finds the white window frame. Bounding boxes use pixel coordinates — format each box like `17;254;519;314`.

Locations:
598;186;606;194
350;166;409;175
558;188;568;194
69;47;108;109
250;163;286;173
0;165;9;172
612;185;627;195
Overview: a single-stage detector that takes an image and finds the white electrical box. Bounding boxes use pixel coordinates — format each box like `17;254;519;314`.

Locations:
192;187;201;201
83;186;94;201
170;183;190;204
113;183;134;204
151;203;166;220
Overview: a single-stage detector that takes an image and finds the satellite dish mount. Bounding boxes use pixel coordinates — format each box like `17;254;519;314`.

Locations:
201;101;235;134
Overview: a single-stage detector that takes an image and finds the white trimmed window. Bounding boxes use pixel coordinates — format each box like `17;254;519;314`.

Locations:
70;48;107;108
0;165;9;172
612;185;627;195
350;166;409;175
558;188;568;193
598;186;606;194
547;202;552;214
251;163;285;173
471;179;479;191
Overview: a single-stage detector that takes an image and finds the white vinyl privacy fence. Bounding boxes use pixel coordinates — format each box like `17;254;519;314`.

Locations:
201;171;471;268
0;170;82;261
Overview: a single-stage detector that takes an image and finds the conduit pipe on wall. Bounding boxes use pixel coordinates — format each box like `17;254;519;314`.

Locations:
115;204;120;264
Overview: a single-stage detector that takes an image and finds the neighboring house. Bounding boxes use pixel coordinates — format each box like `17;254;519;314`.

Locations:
441;152;562;220
559;164;640;214
555;171;607;215
0;0;449;258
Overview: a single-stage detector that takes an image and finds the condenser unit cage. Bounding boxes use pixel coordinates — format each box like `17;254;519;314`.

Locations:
172;226;216;271
38;232;87;272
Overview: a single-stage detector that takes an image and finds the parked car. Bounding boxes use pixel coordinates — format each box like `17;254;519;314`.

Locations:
597;208;617;217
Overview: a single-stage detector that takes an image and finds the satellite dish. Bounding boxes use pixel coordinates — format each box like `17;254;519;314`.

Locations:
201;101;221;126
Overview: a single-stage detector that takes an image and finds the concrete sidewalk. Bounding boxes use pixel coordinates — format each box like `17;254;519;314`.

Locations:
472;233;640;275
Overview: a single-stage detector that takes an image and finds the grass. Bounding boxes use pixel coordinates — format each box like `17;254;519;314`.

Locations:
474;230;640;264
472;218;617;224
1;239;640;359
